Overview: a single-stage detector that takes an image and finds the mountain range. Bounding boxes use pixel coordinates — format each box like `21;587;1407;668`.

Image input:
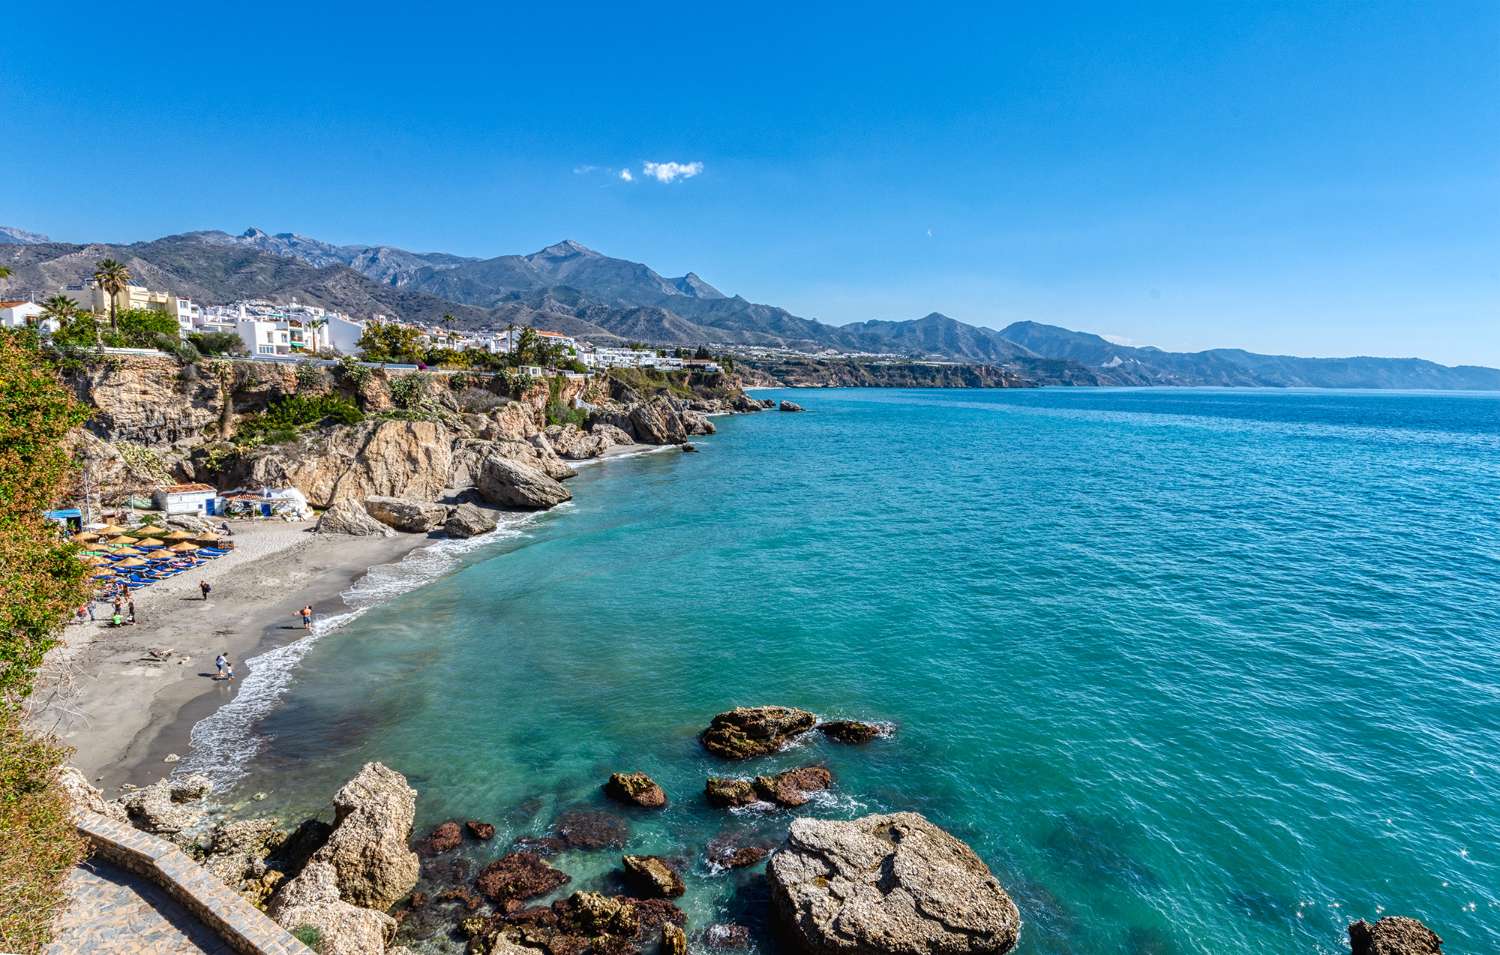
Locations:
3;225;1497;389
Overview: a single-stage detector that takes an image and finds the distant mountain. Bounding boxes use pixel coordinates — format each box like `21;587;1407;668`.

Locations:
4;223;1496;389
0;225;51;245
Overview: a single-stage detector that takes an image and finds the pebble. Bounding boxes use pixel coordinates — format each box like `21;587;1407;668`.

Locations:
162;753;180;763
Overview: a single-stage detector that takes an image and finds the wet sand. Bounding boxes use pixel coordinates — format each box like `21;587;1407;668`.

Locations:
28;522;427;794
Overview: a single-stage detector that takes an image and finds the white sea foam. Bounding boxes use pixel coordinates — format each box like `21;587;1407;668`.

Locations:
180;513;541;790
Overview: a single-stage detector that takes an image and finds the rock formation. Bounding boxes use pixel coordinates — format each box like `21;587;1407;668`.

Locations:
768;812;1021;955
705;777;761;808
58;767;128;822
819;719;883;744
267;860;397;955
476;454;573;509
115;774;212;839
310;762;420;910
445;502;499;538
621;855;686;899
604;772;668;808
363;496;448;533
1348;916;1443;955
315;500;395;537
780;400;805;412
706;767;833;809
241;419;454;508
700;705;817;759
416;820;464;856
662;922;688;955
475;852;571;908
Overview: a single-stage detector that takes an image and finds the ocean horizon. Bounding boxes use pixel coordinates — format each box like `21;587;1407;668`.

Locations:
201;386;1500;954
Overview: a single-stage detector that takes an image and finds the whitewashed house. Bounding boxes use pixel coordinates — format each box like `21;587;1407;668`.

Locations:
153;483;217;516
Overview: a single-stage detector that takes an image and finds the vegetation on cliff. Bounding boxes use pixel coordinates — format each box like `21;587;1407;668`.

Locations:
0;330;89;953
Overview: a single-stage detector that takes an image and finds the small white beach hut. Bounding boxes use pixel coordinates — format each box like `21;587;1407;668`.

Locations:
152;483;217;516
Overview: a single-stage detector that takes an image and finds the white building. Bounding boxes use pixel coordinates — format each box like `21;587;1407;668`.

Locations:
153;482;217;516
0;300;53;332
193;299;361;356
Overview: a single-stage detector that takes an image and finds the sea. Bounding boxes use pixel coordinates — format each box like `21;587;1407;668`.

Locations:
189;387;1500;954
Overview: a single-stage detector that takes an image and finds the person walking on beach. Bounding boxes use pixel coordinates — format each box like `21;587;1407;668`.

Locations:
85;601;95;622
215;653;227;680
112;597;122;618
299;605;313;630
200;579;212;601
127;599;136;624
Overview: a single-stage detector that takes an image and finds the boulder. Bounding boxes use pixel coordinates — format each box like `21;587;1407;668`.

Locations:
706;923;752;948
753;766;833;807
768;812;1021;955
700;705;817;759
363;496;448;533
445;502;499;539
466;820;496;840
201;817;282;899
705;777;761;809
315;500;395;537
58;767;127;822
681;443;698;453
476;454;572;509
416;820;463;856
820;719;883;745
116;774;213;838
267;860;396;955
1349;917;1443;955
604;772;668;809
780;401;804;412
312;762;420;910
621;855;686;899
552;808;629;850
662;922;688;955
475;852;570;907
706;840;769;870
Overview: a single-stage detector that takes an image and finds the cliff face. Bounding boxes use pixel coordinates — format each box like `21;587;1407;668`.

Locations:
739;358;1037;389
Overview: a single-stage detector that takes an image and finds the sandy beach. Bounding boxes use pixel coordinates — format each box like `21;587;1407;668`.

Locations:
28;522;427;794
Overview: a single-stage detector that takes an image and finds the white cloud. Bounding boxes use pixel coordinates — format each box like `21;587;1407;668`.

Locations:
618;168;634;182
641;161;704;183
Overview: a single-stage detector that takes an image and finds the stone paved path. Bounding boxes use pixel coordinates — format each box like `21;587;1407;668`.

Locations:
46;858;234;954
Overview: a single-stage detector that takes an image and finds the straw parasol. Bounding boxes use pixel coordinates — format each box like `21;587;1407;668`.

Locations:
116;558;149;568
96;524;127;535
133;525;169;537
109;547;142;557
106;535;137;545
135;538;166;547
74;532;100;543
167;542;200;553
164;529;197;540
78;554;107;566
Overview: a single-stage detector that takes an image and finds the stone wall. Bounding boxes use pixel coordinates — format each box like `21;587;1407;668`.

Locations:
75;810;310;955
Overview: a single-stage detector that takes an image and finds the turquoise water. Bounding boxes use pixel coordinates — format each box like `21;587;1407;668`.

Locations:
214;388;1500;953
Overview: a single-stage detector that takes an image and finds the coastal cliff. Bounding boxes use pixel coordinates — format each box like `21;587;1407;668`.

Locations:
738;355;1084;388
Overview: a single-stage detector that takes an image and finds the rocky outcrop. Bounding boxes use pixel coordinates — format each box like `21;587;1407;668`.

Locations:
71;355;223;446
416;820;464;856
240;419;453;508
445;502;499;538
476;454;572;509
201;818;284;904
768;813;1021;955
780;400;804;412
311;762;420;910
363;496;448;533
621;855;685;899
705;777;760;809
604;772;667;809
706;840;769;870
267;860;397;955
546;423;634;460
820;719;883;744
594;397;716;446
706;767;833;809
662;922;688;955
700;706;817;759
316;500;395;537
1348;917;1443;955
58;767;128;822
466;820;496;840
115;774;212;839
475;852;570;908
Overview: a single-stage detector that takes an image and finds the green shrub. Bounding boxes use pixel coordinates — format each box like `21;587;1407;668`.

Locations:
236;393;363;447
188;331;246;357
334;355;372;387
292;924;322;950
389;374;428;411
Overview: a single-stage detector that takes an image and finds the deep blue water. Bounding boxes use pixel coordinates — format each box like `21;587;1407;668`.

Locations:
208;388;1500;953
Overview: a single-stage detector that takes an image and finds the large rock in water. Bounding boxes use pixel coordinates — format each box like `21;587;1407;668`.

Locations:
445;502;499;539
780;400;805;412
363;496;448;533
603;772;667;808
316;500;395;537
768;812;1021;955
267;860;397;955
700;706;817;759
311;762;420;910
476;453;572;509
1349;917;1443;955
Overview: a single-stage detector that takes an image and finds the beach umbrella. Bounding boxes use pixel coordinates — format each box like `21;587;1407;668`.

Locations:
167;542;200;552
74;532;100;543
78;554;107;566
108;547;141;557
135;538;166;547
164;529;197;540
106;535;137;545
116;557;148;568
96;524;127;535
132;525;169;537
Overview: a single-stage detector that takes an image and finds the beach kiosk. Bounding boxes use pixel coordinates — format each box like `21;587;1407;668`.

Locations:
152;483;217;516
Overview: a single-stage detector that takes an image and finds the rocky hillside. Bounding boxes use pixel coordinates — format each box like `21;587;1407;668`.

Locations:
738;356;1091;388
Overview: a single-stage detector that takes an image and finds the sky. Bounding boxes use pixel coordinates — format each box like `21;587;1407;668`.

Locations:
3;1;1498;364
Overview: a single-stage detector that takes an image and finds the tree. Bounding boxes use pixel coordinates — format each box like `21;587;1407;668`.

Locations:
91;259;131;332
355;321;425;363
39;296;76;325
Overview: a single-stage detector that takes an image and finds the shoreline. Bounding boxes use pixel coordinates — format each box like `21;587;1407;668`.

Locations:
29;522;429;794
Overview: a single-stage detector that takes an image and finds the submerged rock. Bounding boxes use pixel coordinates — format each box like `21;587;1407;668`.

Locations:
312;762;421;910
1349;916;1443;955
700;706;817;759
267;860;396;955
416;820;463;856
705;839;770;870
466;820;496;840
768;812;1021;955
363;496;448;533
444;502;500;538
552;808;630;850
475;852;570;907
604;771;668;808
315;500;395;537
476;453;572;509
706;923;753;948
621;855;686;899
819;719;883;744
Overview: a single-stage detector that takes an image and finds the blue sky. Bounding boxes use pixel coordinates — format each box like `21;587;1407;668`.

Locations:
3;1;1497;364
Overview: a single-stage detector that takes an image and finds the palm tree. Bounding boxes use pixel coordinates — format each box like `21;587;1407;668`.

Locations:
0;265;11;283
93;258;131;331
40;295;77;324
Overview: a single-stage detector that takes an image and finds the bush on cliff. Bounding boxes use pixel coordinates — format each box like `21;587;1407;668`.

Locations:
0;330;90;952
235;393;364;448
188;331;248;357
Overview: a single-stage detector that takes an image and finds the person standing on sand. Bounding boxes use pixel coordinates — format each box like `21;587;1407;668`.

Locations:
127;599;136;624
112;598;122;617
85;601;95;622
225;659;234;681
200;580;211;600
215;653;227;679
300;605;313;630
